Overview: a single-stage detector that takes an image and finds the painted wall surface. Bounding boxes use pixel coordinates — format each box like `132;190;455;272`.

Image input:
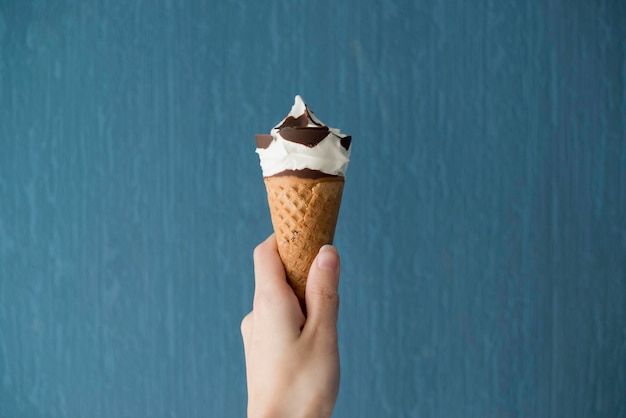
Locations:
1;1;625;417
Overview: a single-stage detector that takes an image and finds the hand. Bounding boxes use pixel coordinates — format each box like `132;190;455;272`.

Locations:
241;234;341;418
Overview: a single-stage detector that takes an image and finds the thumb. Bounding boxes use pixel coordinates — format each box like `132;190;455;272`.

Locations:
305;245;340;328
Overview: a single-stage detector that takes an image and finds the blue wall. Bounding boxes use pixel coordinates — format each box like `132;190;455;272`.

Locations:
1;1;625;417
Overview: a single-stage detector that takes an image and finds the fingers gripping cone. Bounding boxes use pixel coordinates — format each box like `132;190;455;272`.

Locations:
264;175;344;305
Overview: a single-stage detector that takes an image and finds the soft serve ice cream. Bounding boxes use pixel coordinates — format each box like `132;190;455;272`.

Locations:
256;95;351;178
255;95;351;310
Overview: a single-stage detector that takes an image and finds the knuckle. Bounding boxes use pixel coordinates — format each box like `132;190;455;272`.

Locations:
307;285;338;302
253;243;263;263
240;313;252;336
253;239;270;263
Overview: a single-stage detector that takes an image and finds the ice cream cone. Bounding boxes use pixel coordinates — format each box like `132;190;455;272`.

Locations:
264;175;344;305
256;95;351;312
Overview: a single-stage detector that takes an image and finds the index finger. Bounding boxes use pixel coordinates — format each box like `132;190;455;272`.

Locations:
252;234;304;331
253;234;286;297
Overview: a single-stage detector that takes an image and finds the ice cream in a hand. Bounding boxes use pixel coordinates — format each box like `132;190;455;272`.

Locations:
256;95;351;308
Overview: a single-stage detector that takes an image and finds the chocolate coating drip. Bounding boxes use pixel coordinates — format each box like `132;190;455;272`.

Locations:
340;136;352;151
269;168;340;179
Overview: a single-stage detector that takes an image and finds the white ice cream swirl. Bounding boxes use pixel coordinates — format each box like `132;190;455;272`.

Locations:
256;95;351;178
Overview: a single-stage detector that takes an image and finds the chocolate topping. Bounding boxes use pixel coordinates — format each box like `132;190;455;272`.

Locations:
258;101;351;151
279;127;330;147
255;134;273;149
276;106;323;130
340;136;352;151
277;115;308;129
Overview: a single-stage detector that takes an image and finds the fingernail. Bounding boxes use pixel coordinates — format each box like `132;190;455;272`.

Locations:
317;245;339;272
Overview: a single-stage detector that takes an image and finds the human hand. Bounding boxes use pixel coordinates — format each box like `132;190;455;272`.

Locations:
241;234;341;418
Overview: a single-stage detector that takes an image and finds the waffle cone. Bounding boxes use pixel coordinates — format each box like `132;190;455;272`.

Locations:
264;175;344;305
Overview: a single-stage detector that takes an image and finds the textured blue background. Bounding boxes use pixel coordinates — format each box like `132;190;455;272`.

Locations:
1;1;625;417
